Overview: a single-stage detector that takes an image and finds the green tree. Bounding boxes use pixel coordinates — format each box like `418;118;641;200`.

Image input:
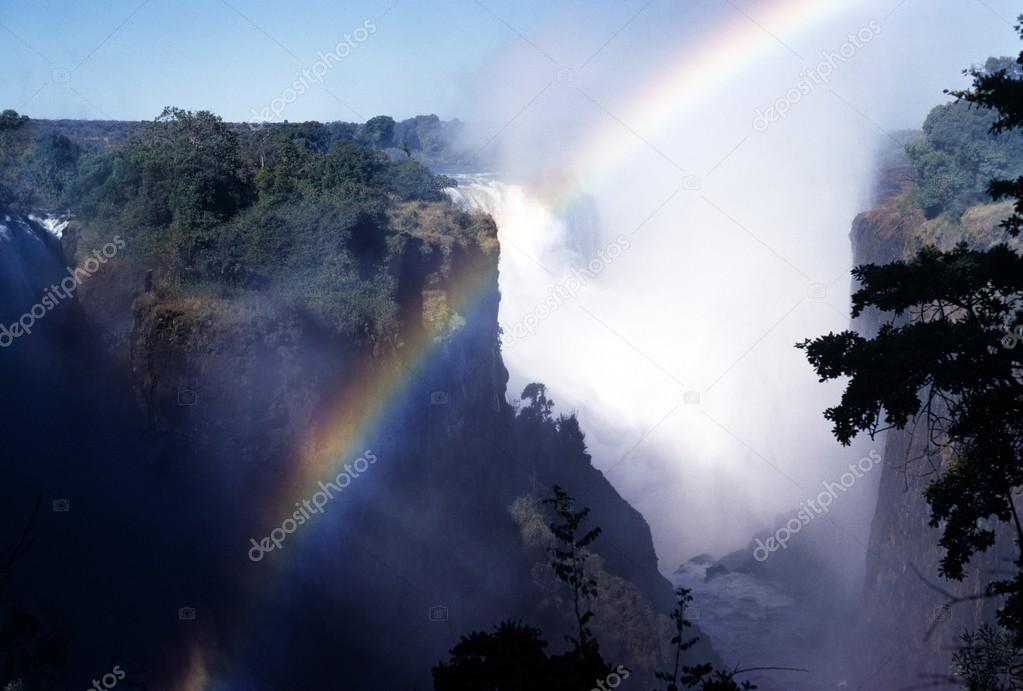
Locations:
74;107;250;235
359;115;396;149
0;110;28;131
907;60;1023;219
953;48;1023;236
798;17;1023;661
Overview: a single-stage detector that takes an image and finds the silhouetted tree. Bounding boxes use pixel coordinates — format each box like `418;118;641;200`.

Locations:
543;485;602;652
654;587;758;691
655;587;700;691
953;625;1023;690
799;12;1023;676
520;383;555;425
432;621;552;691
432;486;608;690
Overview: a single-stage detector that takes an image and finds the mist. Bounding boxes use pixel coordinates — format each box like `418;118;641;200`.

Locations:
449;0;1022;572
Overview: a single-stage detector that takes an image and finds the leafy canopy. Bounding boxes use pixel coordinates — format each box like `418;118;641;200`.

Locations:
799;21;1023;652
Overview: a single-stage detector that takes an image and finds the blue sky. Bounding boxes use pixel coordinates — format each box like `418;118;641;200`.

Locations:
0;0;645;122
1;0;1020;127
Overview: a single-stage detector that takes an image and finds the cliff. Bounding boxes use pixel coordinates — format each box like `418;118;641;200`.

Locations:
852;161;1018;688
0;196;710;689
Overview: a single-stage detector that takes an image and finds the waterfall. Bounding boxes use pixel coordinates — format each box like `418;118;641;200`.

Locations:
0;214;67;323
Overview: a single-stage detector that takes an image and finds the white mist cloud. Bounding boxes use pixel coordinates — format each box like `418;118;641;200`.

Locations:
453;0;1022;572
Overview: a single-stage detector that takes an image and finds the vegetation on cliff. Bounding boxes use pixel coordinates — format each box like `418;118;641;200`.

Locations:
906;56;1023;220
0;106;483;350
434;477;757;691
801;22;1023;691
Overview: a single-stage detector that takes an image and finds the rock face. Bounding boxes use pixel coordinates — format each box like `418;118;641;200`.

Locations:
0;201;713;689
851;164;1016;689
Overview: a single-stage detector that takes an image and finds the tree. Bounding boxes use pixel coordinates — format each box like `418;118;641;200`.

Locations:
74;107;250;233
0;110;28;131
432;621;553;691
952;44;1023;236
799;15;1023;659
654;587;758;691
359;115;395;149
953;625;1023;690
543;485;602;653
520;383;555;425
656;587;701;691
432;487;609;691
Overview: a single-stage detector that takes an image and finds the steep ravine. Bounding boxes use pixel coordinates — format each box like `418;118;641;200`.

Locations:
852;164;1017;689
1;198;717;688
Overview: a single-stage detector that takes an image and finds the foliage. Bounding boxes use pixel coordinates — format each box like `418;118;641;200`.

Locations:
799;16;1023;679
952;46;1023;235
520;383;556;425
49;108;460;346
432;620;610;691
0;110;28;131
654;587;756;691
906;56;1023;220
542;485;603;652
358;115;396;149
954;625;1023;690
0;111;79;211
432;621;553;691
431;486;612;691
72;106;251;248
434;486;769;691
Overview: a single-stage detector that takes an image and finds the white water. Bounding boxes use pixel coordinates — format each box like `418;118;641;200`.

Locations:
0;215;65;318
447;173;880;576
447;0;1023;576
28;213;70;240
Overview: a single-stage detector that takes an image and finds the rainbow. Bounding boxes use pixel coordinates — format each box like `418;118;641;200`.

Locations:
175;644;210;691
176;0;854;686
537;0;853;212
271;245;498;522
